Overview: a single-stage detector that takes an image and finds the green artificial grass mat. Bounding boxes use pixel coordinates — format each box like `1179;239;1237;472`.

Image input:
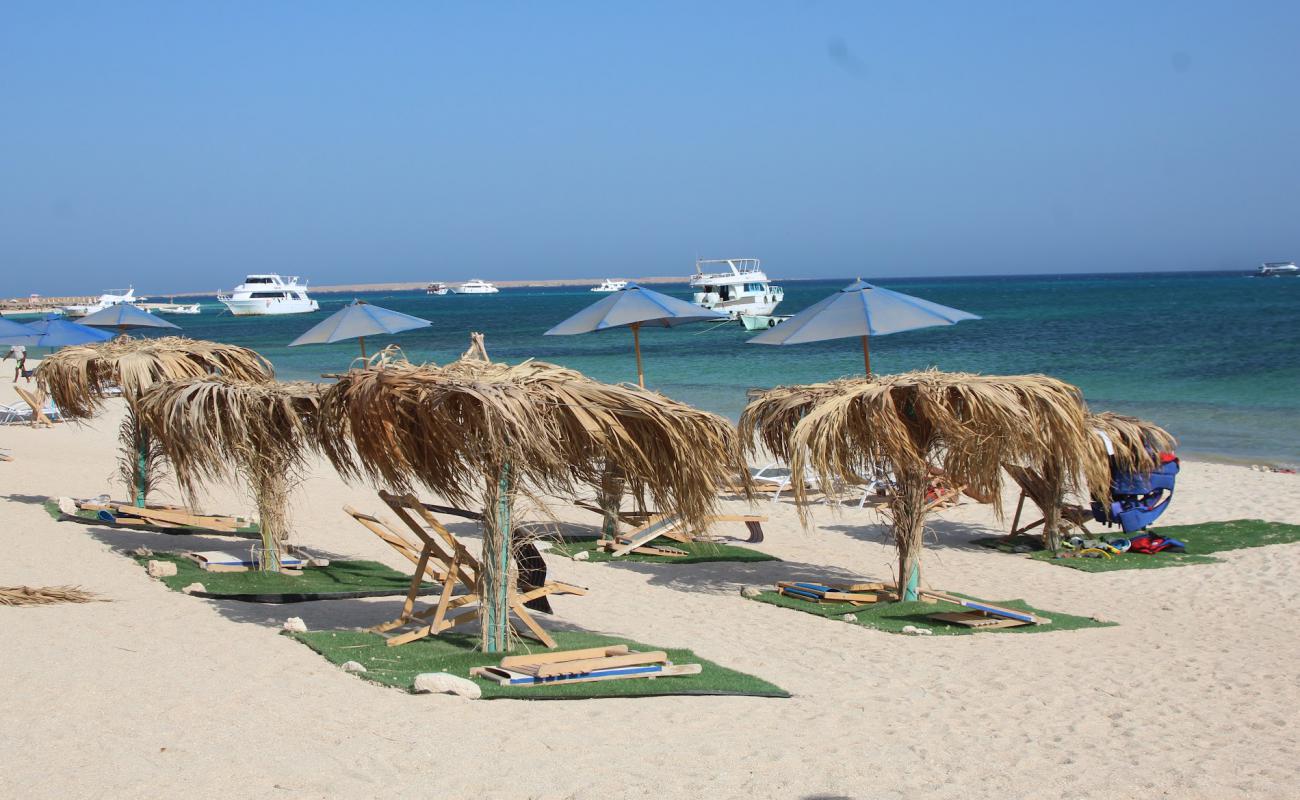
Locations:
290;629;789;700
45;499;260;537
972;519;1300;572
549;537;779;564
134;553;427;602
749;590;1114;635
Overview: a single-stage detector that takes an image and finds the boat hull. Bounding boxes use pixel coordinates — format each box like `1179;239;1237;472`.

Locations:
740;314;790;331
219;299;319;316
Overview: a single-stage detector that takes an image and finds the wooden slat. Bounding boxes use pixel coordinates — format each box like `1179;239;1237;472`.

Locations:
500;645;630;669
534;650;669;679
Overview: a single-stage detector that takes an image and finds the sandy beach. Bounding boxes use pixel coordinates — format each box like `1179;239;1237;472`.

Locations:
3;376;1298;800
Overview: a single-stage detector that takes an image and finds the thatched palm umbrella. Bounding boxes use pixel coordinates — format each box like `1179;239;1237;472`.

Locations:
36;336;273;507
136;378;323;572
742;370;1105;599
316;351;745;652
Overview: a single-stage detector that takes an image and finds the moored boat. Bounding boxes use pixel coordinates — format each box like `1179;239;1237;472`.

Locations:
740;313;791;331
1255;261;1299;277
426;282;450;295
591;279;628;293
217;275;319;316
452;279;500;294
61;288;143;318
691;258;783;318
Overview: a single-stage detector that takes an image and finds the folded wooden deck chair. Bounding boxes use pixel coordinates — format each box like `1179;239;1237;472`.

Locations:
346;491;586;648
12;386;57;428
600;511;767;555
1003;464;1091;538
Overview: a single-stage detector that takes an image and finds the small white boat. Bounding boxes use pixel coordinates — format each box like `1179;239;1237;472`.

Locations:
591;279;628;293
149;302;201;315
1255;261;1299;277
740;313;791;331
62;288;144;318
426;282;450;295
691;258;784;318
217;275;319;316
452;279;500;294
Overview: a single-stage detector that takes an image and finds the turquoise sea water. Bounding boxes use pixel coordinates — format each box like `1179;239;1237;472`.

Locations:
115;272;1300;463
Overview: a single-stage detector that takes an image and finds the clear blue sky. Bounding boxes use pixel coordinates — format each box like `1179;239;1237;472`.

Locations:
3;1;1298;295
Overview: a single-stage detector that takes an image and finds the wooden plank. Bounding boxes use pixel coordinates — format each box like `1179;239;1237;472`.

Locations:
920;590;1049;624
500;645;630;669
534;650;669;679
608;515;683;557
930;611;1027;629
109;504;239;532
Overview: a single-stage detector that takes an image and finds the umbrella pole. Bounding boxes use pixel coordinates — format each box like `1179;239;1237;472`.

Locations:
631;323;645;388
359;336;366;360
861;335;871;375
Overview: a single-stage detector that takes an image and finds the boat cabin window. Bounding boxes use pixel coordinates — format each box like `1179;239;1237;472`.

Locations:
245;277;274;284
744;283;765;293
250;291;286;299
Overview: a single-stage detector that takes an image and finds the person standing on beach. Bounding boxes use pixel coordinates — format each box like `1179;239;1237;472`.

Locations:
4;344;26;381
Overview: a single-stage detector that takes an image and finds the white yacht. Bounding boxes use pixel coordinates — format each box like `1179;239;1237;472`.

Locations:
217;275;319;316
690;258;783;318
61;288;145;318
591;279;628;293
1255;261;1299;277
426;282;450;295
452;279;499;294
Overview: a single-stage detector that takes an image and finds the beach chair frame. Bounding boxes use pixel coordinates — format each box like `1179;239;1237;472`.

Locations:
346;491;585;648
12;386;56;428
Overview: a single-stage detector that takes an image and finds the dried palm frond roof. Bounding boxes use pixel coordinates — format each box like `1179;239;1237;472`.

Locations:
742;370;1108;517
317;356;743;528
36;336;274;418
135;377;323;503
1089;411;1177;473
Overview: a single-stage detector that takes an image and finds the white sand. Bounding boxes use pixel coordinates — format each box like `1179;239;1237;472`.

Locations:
2;382;1298;800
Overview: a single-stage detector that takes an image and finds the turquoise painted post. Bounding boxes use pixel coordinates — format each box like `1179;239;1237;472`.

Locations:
904;561;920;601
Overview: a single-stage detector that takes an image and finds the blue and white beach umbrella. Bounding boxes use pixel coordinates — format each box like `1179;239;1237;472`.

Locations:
0;317;42;346
544;282;727;387
79;303;181;334
288;300;432;359
748;279;980;374
23;318;115;348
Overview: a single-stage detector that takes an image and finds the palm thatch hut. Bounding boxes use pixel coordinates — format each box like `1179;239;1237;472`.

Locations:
316;351;745;652
136;378;323;571
741;370;1106;598
36;337;274;507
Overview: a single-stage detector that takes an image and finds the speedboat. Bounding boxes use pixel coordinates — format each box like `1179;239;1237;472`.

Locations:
452;279;500;294
1255;261;1299;277
591;279;628;293
691;258;783;318
217;275;319;315
61;288;144;318
426;282;450;295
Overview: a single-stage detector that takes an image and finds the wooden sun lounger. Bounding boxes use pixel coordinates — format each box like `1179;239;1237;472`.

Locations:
12;386;56;428
470;645;701;687
345;491;586;648
1003;465;1091;539
601;512;767;556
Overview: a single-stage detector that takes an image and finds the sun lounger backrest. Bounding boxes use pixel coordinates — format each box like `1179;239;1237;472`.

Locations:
378;491;480;589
